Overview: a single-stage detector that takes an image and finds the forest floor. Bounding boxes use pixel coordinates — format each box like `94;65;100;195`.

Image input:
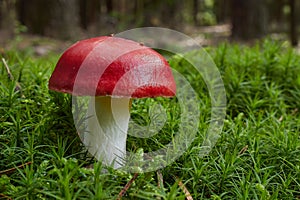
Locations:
1;23;297;57
1;24;232;55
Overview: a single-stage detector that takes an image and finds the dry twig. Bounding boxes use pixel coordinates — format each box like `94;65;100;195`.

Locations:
279;108;298;122
291;108;298;115
1;58;23;95
157;170;164;189
0;162;32;176
156;170;164;200
117;173;139;200
175;176;193;200
0;193;12;200
238;145;248;155
2;58;13;80
278;115;284;122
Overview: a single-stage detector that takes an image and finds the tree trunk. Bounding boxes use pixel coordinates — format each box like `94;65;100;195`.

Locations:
231;0;268;40
289;0;298;46
162;0;181;28
48;0;80;40
17;0;52;35
215;0;230;23
106;0;113;14
79;0;88;30
0;0;17;41
134;0;144;25
271;0;285;24
193;0;199;26
79;0;101;31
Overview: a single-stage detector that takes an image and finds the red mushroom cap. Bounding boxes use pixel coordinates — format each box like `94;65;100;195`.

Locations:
48;36;176;98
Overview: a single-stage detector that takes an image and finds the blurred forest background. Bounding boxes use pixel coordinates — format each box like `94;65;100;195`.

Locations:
0;0;299;48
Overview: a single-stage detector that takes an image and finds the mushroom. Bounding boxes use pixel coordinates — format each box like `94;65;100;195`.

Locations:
48;36;176;168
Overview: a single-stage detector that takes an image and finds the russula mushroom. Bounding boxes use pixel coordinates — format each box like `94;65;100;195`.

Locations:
48;36;176;168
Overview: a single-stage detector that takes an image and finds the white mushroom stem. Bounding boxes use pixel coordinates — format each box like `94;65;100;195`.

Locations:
84;96;131;169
